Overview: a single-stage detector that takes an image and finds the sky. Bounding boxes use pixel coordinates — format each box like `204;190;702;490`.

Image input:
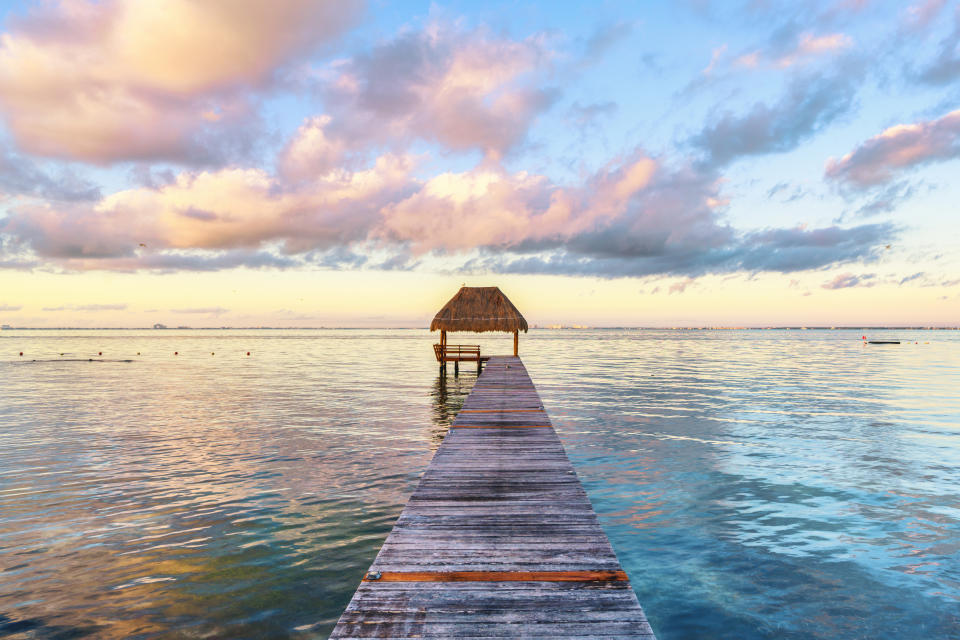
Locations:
0;0;958;328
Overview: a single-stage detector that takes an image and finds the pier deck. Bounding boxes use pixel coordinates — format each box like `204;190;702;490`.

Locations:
331;356;655;638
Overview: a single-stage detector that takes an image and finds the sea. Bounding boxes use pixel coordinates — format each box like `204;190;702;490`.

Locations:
1;328;958;639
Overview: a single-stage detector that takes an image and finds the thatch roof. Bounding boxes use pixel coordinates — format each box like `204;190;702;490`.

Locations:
431;287;528;333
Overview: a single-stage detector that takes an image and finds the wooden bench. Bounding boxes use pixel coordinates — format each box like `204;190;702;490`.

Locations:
433;344;491;374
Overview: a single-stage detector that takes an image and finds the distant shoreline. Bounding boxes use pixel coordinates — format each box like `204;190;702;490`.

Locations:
1;326;958;331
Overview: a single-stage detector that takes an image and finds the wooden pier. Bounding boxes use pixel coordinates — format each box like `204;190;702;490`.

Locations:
331;356;656;638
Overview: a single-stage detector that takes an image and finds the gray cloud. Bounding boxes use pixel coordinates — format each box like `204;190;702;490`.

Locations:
582;21;635;64
170;307;230;315
465;222;893;279
853;181;918;216
40;303;128;311
766;181;811;202
915;5;960;85
75;304;127;311
567;101;618;130
133;251;300;273
692;70;857;168
0;145;101;201
0;303;22;311
899;271;926;285
821;272;876;289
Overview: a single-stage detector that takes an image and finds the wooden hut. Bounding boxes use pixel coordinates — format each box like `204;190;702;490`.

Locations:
431;286;528;373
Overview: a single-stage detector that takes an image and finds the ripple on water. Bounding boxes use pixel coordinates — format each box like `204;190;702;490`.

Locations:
1;328;958;639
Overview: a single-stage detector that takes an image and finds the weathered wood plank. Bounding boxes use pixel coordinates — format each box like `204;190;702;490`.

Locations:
331;356;656;639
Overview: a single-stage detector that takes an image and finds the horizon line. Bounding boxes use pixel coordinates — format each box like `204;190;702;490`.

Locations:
1;326;958;331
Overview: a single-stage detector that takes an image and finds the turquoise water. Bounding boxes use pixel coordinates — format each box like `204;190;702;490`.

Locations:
1;329;958;638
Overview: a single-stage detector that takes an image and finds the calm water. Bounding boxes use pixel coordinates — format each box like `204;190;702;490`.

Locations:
1;329;958;639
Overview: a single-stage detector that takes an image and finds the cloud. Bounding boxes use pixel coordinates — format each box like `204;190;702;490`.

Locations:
377;152;731;263
702;44;727;76
693;71;857;167
131;250;299;272
0;152;415;266
278;115;350;180
903;0;949;32
0;0;362;163
826;109;960;187
821;272;876;289
566;101;618;129
0;303;22;311
40;303;127;311
76;304;127;311
853;181;918;216
319;21;558;160
0;144;100;201
899;271;926;285
378;152;892;278
735;32;852;69
170;307;229;315
1;142;897;279
913;4;960;85
766;181;810;202
734;225;891;272
896;272;960;287
669;278;695;294
582;20;634;64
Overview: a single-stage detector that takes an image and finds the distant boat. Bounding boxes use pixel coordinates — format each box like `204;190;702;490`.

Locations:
867;340;900;344
153;323;167;329
1;324;11;330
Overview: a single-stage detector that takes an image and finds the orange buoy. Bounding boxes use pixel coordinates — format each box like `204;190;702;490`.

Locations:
19;352;23;356
98;351;102;356
174;351;178;355
246;352;250;356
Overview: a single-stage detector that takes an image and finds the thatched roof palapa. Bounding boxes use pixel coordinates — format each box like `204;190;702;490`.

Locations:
431;287;528;333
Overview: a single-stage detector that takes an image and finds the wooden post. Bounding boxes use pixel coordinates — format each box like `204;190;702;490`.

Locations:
454;360;459;376
440;330;447;375
513;330;518;356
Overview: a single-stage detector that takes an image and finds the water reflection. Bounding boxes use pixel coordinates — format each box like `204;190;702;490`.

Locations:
427;372;474;447
0;329;957;639
526;329;960;639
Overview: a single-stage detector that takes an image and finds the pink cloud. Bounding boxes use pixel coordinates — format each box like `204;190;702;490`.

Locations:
821;272;876;289
0;144;891;278
734;32;851;69
903;0;948;31
320;22;557;160
278;115;349;180
376;153;724;258
0;0;361;163
825;109;960;187
2;152;415;267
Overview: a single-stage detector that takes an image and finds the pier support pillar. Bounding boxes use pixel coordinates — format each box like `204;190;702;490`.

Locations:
513;330;519;356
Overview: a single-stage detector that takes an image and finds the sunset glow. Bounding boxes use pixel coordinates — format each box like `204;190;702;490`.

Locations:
1;0;958;327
